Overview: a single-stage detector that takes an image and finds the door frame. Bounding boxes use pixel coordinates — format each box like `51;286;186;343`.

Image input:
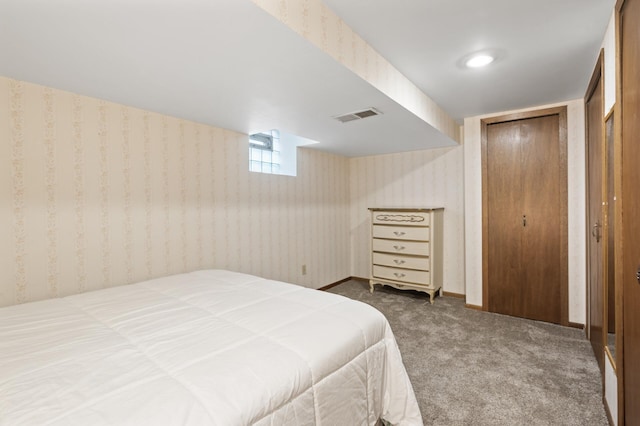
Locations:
480;106;569;326
615;0;633;423
614;4;623;424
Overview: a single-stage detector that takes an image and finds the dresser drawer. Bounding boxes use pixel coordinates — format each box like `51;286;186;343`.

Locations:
373;252;430;271
372;265;430;285
372;225;429;241
372;211;430;226
372;238;430;256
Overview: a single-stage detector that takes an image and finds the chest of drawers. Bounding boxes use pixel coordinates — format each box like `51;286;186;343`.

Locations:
369;208;444;304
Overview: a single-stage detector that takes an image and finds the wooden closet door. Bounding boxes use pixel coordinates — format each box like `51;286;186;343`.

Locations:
487;120;523;317
484;109;567;325
520;115;563;323
620;0;640;422
585;68;604;373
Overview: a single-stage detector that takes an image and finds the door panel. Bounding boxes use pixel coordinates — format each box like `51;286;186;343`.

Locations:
586;73;604;372
521;115;562;323
621;0;640;422
487;121;523;317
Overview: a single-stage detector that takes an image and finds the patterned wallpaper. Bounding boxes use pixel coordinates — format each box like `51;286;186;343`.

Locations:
463;99;587;324
0;77;350;307
349;147;466;295
252;0;460;143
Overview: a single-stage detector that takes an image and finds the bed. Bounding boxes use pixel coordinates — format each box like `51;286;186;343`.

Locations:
0;270;422;425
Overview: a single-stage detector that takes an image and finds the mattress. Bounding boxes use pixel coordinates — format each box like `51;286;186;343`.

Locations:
0;270;422;425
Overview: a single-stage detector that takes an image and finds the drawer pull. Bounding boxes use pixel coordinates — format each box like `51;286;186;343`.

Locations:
393;259;406;265
393;231;406;236
393;245;406;251
393;272;406;279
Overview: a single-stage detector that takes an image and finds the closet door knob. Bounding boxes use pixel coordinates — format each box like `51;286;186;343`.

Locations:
592;222;602;243
636;264;640;284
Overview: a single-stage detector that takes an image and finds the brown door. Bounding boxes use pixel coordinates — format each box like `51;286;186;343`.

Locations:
484;109;568;325
585;60;604;373
620;0;640;423
486;120;523;318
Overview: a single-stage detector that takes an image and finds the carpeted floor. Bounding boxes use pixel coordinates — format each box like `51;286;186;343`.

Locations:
328;280;608;426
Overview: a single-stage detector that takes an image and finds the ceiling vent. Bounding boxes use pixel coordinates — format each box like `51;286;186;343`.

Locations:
333;108;382;123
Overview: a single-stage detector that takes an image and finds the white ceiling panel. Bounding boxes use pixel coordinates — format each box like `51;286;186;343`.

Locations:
1;0;615;156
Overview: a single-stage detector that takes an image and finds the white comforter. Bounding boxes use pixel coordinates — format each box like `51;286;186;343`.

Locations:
0;270;422;425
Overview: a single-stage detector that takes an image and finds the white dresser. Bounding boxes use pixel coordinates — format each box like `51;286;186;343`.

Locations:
369;208;444;304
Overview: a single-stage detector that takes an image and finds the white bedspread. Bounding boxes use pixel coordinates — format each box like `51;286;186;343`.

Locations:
0;270;422;425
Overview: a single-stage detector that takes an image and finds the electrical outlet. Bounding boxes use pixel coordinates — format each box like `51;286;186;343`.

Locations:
302;265;307;275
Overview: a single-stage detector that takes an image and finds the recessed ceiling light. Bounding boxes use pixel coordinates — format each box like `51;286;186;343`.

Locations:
465;54;495;68
456;49;505;70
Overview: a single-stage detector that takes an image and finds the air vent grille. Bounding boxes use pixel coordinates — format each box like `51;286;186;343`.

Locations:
333;108;382;123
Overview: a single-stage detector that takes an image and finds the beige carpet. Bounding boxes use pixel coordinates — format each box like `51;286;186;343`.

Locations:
328;280;608;426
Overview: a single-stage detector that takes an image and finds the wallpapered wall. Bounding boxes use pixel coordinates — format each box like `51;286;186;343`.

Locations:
0;77;350;307
349;146;466;295
252;0;460;143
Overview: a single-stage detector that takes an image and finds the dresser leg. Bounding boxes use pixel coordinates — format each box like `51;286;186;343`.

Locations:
369;282;375;293
429;291;435;304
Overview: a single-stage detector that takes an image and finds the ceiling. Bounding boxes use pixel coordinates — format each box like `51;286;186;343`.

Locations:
325;0;615;122
0;0;614;157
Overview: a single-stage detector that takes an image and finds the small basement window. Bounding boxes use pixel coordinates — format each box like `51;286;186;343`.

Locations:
249;131;280;174
249;129;317;177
